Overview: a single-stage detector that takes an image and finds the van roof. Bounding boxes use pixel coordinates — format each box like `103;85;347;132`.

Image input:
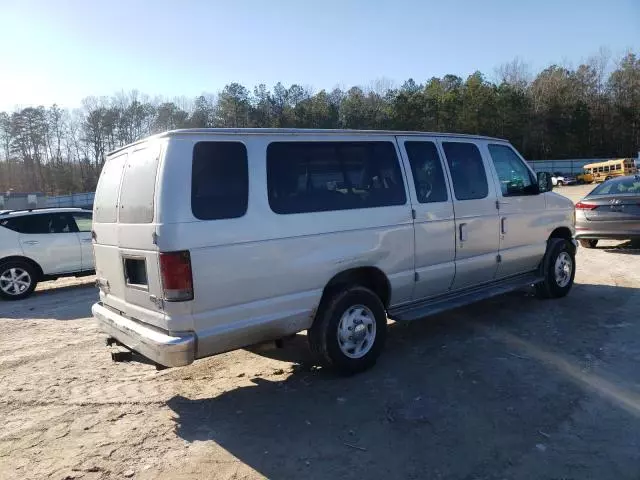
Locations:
107;128;508;156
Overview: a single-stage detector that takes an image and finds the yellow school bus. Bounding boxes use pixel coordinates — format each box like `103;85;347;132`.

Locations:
582;158;638;183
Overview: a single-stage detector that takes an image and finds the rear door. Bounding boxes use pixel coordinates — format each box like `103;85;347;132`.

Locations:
93;141;166;329
18;213;82;274
396;136;456;299
439;140;500;290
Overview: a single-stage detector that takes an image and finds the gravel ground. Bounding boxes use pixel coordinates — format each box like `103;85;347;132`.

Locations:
2;185;640;480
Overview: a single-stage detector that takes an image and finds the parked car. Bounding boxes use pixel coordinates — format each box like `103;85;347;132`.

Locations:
551;173;577;186
575;174;640;248
92;129;576;374
0;208;94;299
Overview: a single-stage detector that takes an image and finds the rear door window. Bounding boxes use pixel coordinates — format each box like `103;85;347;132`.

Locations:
441;142;489;200
191;142;249;220
119;145;161;223
267;141;406;214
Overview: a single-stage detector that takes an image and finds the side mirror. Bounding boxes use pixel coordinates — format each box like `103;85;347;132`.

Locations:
537;172;553;193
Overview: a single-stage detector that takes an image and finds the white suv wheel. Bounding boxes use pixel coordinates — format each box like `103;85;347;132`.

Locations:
0;261;38;300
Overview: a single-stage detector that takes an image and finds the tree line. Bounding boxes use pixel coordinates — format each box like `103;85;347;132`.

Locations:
1;51;638;195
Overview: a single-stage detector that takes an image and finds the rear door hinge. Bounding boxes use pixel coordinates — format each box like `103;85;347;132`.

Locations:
495;200;500;210
152;231;159;245
411;208;416;220
414;272;420;282
496;254;502;263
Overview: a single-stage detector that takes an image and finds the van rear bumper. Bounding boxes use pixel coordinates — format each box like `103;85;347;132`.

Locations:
92;302;195;367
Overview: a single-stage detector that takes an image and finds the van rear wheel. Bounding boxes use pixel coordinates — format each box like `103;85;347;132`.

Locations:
309;286;387;375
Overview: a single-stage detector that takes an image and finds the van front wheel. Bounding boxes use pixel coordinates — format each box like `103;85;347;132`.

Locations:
309;286;387;375
535;239;575;299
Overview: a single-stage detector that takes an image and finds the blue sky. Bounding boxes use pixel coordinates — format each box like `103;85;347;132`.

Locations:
0;0;638;111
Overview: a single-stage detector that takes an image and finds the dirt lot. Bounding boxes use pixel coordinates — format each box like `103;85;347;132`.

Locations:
2;185;640;480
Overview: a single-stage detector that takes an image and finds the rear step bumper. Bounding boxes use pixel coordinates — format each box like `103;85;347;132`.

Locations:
92;302;195;368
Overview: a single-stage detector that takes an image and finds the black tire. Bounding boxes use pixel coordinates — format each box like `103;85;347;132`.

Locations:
309;285;387;375
0;260;38;300
535;239;576;299
579;239;598;249
557;180;564;187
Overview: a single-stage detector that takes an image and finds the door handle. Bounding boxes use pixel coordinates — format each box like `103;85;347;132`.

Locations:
82;238;93;243
459;223;468;242
501;217;507;234
22;240;39;245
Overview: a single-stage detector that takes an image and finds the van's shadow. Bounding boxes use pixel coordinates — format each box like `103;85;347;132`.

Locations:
167;283;640;479
0;282;96;321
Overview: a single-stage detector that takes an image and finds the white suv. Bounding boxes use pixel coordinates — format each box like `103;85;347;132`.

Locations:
92;129;576;374
0;208;94;300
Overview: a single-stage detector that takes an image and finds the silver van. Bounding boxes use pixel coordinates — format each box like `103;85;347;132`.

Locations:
92;129;576;374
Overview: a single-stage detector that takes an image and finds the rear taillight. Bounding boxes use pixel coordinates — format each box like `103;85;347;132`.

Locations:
575;201;598;210
159;251;193;301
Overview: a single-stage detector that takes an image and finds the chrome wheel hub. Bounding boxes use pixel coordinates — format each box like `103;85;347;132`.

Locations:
0;267;32;296
554;252;573;288
337;304;376;359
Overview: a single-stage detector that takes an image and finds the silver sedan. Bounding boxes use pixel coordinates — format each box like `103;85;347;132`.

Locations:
575;175;640;248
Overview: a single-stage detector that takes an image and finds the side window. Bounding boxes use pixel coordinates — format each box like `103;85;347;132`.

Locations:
47;213;75;233
191;142;249;220
604;165;610;173
71;212;93;232
404;141;448;203
267;141;406;214
3;214;65;235
20;215;51;234
441;142;488;201
487;144;537;196
0;217;23;232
